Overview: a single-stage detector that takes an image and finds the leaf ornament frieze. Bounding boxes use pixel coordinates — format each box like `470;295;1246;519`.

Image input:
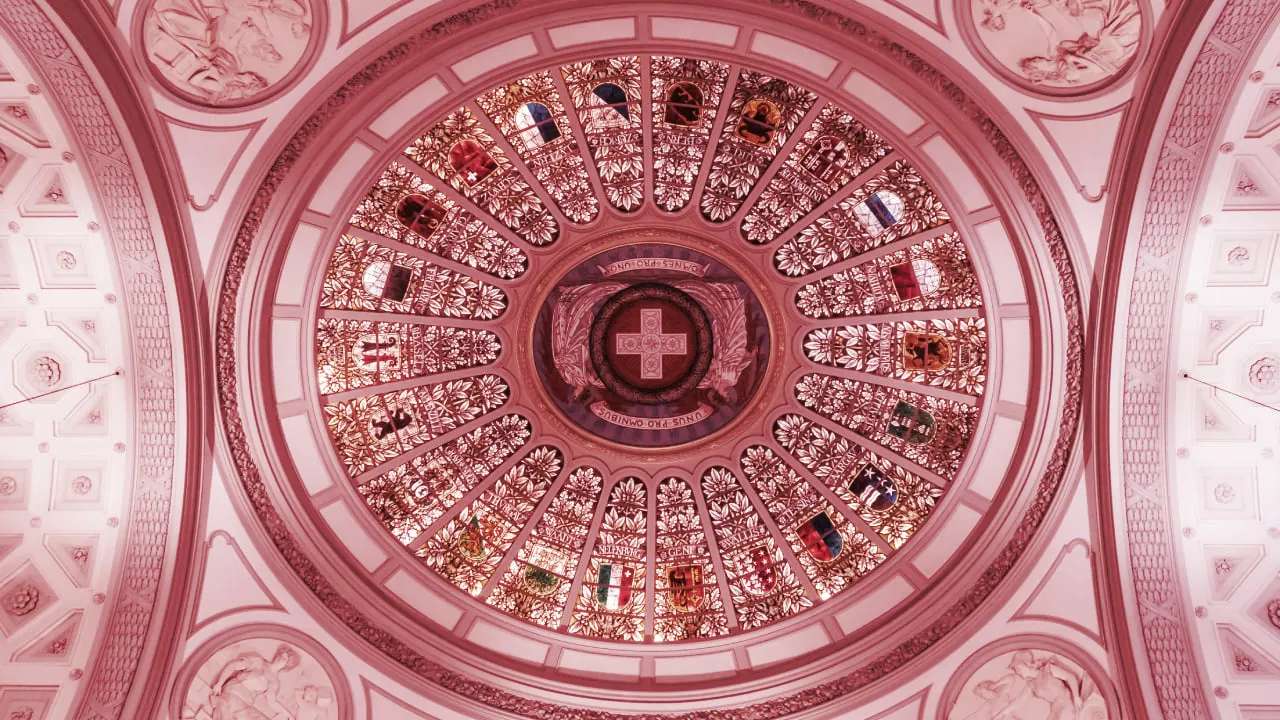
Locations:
417;446;564;596
650;56;731;213
700;70;818;222
476;71;600;224
349;162;528;279
562;57;646;212
405;108;560;246
357;414;532;542
486;467;606;628
323;375;510;476
794;233;982;319
739;446;886;598
321;234;507;319
742;104;892;245
247;50;1080;714
774;160;950;276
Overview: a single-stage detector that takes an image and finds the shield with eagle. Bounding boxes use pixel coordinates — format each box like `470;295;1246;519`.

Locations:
666;564;705;612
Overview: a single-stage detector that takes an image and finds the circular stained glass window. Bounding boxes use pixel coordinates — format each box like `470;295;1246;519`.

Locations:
313;56;989;643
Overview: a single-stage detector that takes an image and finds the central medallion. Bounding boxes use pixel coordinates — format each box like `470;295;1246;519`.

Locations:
590;283;713;403
534;243;770;447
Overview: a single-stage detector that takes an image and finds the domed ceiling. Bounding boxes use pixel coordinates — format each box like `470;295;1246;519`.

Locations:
313;56;988;643
19;0;1243;715
206;0;1090;704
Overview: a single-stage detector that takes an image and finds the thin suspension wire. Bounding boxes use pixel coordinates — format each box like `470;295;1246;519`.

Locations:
0;370;122;411
1181;372;1280;415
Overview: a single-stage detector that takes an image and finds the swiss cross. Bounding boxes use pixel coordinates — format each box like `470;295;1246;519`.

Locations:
615;308;688;380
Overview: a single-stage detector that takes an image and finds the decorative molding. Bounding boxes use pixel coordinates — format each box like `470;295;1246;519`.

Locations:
1009;538;1104;646
213;1;1086;718
1027;103;1131;202
868;685;930;720
188;531;285;635
158;115;264;211
0;1;188;718
1108;0;1280;717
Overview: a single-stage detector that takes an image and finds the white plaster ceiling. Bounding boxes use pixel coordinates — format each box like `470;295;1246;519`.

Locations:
0;32;132;720
1169;19;1280;717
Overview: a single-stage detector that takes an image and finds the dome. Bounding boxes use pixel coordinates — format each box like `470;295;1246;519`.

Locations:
214;6;1081;710
310;55;992;644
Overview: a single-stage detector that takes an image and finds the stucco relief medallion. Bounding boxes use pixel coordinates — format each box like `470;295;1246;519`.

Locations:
959;0;1145;97
942;639;1114;720
139;0;321;108
176;626;349;720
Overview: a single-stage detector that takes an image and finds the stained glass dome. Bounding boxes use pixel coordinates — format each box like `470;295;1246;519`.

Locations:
307;55;993;644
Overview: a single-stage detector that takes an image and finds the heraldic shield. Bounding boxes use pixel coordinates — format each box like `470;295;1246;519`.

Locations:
849;464;899;511
595;563;636;611
902;331;953;371
458;513;497;562
523;546;568;597
666;564;705;612
743;545;778;596
795;512;843;562
888;400;935;444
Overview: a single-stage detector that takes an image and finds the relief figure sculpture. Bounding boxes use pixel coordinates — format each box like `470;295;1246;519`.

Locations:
970;0;1141;90
144;0;313;105
181;639;336;720
950;648;1108;720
